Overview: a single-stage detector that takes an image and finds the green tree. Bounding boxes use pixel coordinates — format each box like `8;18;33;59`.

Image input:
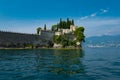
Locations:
74;27;85;46
51;25;58;31
44;24;46;31
53;35;70;47
67;18;71;29
59;18;62;29
57;18;74;29
36;27;41;35
72;19;74;25
53;35;61;44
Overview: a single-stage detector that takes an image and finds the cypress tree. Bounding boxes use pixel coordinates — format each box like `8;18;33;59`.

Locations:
60;18;62;28
72;19;74;25
44;24;46;31
67;18;70;28
67;18;69;23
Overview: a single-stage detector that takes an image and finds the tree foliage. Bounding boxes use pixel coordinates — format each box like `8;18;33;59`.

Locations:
72;19;74;25
36;27;41;35
57;18;74;29
53;35;78;47
44;24;46;31
51;25;58;31
52;18;85;48
74;27;85;42
53;35;69;47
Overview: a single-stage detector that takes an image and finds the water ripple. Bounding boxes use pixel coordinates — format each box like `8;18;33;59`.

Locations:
0;48;120;80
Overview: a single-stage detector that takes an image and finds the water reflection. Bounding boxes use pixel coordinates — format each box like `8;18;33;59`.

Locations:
50;49;84;75
35;49;85;75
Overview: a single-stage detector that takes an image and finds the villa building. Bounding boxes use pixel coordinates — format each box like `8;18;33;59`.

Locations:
55;25;76;36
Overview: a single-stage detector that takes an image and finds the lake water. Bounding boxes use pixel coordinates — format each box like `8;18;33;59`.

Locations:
0;48;120;80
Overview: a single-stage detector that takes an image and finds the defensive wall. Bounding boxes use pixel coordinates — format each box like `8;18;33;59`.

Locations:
0;30;55;47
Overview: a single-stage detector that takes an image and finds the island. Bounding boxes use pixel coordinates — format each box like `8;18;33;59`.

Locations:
0;18;85;49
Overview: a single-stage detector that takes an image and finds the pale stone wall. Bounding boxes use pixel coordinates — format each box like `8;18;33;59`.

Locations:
70;25;76;31
60;25;76;34
62;29;71;34
53;43;62;48
55;31;62;36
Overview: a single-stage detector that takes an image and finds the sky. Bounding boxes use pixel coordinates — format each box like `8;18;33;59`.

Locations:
0;0;120;37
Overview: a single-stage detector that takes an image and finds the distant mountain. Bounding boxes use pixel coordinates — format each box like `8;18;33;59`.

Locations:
84;35;120;48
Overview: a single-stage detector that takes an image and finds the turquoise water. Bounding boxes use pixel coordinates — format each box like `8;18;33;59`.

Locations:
0;48;120;80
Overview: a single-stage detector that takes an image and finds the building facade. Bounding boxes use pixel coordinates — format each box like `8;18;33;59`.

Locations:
55;25;76;36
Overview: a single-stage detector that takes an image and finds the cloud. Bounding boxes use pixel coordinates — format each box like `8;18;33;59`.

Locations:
76;18;120;37
80;8;109;20
100;9;109;14
91;13;97;17
80;16;88;20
